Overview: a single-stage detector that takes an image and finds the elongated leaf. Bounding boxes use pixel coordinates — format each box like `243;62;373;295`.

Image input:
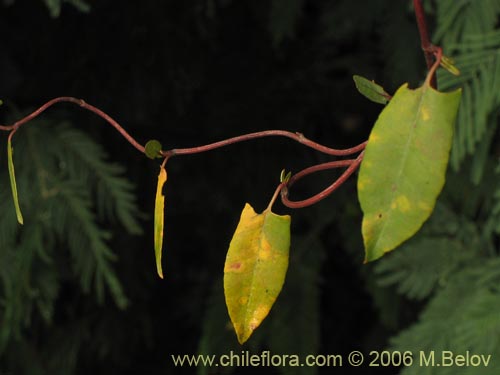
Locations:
224;203;291;344
8;137;24;224
353;75;390;105
358;82;461;262
154;165;167;278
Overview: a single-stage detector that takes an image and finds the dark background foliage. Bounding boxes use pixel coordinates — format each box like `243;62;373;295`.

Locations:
1;1;498;374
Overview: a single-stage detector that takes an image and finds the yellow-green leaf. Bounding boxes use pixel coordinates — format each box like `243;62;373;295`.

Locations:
8;137;23;225
154;165;167;278
440;55;460;76
358;82;461;262
224;203;291;344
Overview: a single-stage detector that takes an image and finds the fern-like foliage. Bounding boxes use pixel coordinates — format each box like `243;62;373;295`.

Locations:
0;118;141;353
435;0;500;183
42;0;90;17
374;204;480;301
389;259;500;374
486;162;500;238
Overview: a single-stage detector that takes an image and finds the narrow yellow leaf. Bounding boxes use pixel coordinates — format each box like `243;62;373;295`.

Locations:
8;136;24;225
154;165;167;278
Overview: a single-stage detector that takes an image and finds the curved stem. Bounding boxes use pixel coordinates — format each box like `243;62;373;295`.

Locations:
165;131;367;157
425;47;442;88
281;151;364;209
1;97;368;158
266;181;286;212
413;0;437;89
0;97;145;153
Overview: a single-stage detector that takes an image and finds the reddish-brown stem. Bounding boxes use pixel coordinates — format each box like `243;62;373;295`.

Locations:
266;181;286;212
413;0;437;89
1;97;367;158
280;151;364;209
0;97;145;153
1;97;367;209
165;131;367;157
425;47;443;87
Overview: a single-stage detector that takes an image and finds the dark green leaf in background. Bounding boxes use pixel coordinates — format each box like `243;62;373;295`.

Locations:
353;75;391;105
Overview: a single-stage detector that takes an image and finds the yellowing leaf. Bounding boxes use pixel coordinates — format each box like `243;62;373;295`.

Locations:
154;165;167;278
8;136;23;225
358;82;461;262
224;203;291;344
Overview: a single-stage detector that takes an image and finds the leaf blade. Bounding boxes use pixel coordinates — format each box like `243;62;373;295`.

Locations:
358;82;461;262
8;137;24;225
224;203;291;344
353;75;390;105
154;165;167;278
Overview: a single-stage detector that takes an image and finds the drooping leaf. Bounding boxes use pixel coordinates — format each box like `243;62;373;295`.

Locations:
357;82;461;262
353;75;391;105
224;203;291;344
145;139;163;159
154;165;167;278
8;136;24;225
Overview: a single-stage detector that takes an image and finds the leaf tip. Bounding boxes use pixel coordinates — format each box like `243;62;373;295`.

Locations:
157;265;164;279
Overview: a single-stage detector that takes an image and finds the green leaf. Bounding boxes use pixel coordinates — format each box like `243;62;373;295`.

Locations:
280;169;291;183
357;82;461;262
353;75;390;105
440;55;460;76
145;139;163;159
154;165;167;278
224;203;291;344
8;137;24;225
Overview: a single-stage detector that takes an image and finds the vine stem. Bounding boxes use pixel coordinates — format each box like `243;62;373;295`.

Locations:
413;0;437;89
266;181;286;212
165;133;367;157
0;97;146;153
0;97;366;158
0;97;367;206
425;46;443;88
280;152;364;209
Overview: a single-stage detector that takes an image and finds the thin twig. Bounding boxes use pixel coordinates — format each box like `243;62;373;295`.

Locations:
281;152;364;209
0;97;145;153
1;97;367;209
165;131;367;157
413;0;438;89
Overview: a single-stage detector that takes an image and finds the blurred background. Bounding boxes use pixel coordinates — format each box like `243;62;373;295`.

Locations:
0;0;499;374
